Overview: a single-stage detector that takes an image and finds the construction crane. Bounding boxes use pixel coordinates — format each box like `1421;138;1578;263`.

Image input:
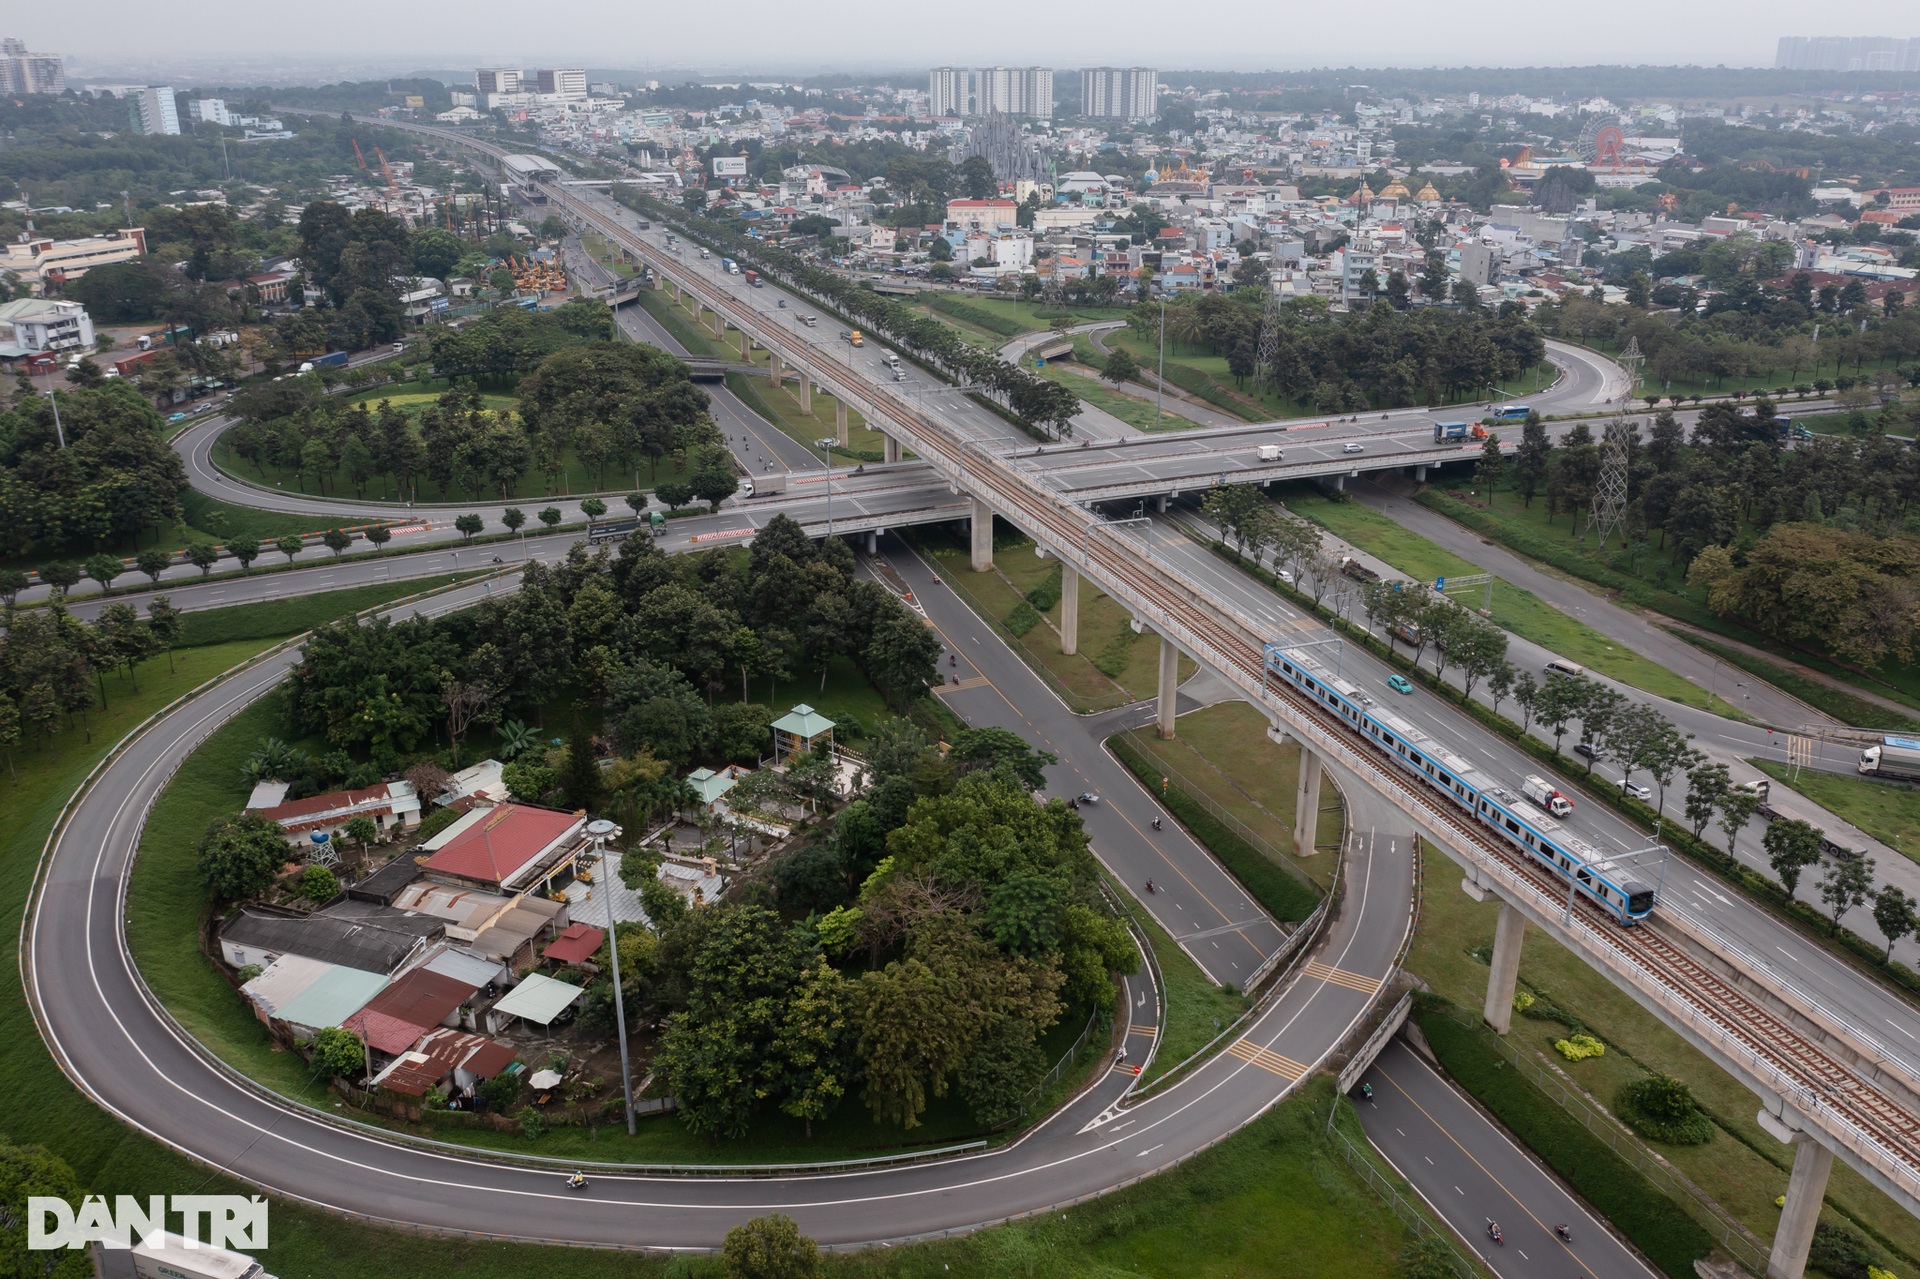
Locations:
351;138;369;171
373;146;402;210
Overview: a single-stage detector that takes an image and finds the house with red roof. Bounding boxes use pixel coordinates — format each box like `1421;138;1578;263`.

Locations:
369;1027;518;1099
343;966;478;1055
419;802;590;896
248;781;421;847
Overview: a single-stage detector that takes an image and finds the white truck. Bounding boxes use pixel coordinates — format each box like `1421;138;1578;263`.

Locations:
1521;774;1573;818
1861;735;1920;780
133;1232;273;1279
1257;444;1284;461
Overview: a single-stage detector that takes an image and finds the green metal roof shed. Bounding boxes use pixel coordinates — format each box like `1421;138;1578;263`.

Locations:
770;704;835;763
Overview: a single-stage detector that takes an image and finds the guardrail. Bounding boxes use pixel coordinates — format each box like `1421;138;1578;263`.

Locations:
1326;1116;1488;1279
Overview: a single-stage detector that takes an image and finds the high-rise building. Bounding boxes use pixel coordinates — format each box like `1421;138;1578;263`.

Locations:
475;67;521;95
1776;36;1920;71
189;98;232;126
128;86;180;136
0;37;66;95
533;68;587;101
927;67;1052;119
1081;67;1159;121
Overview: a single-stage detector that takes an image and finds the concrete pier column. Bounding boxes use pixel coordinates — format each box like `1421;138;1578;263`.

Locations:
1768;1128;1836;1279
970;498;994;571
1293;748;1323;858
835;398;849;447
1331;474;1347;492
771;353;784;386
798;373;812;414
1154;494;1169;513
883;433;902;463
739;329;751;360
1060;565;1080;656
863;530;878;555
1156;635;1180;738
1414;464;1428;482
1482;901;1525;1034
712;310;726;338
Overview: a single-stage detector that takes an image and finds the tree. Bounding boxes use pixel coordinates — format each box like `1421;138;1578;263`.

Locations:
38;561;81;598
230;539;260;573
0;1137;91;1279
1686;762;1730;839
1475;434;1504;504
1872;885;1916;964
625;492;649;520
148;595;183;674
688;453;740;513
365;525;391;554
1818;854;1875;935
275;534;304;564
197;812;288;901
186;541;221;576
948;726;1058;790
1511;415;1550;506
721;1214;821;1279
84;553;123;597
581;496;608;527
502;507;527;535
1533;675;1579;755
455;513;484;542
319;528;351;557
1763;818;1823;900
563;716;602;811
538;506;563;529
1717;787;1759;858
308;1025;366;1082
0;568;27;609
1101;346;1140;387
135;548;172;585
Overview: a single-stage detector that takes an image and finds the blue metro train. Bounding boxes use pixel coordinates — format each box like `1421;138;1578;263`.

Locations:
1265;645;1657;924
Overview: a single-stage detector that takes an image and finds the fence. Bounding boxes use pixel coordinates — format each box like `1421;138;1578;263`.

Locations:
1003;1008;1102;1127
1117;730;1331;889
1426;1004;1769;1275
1325;1118;1486;1279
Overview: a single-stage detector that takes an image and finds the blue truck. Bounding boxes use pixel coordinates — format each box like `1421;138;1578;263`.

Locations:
1434;420;1475;442
298;351;349;373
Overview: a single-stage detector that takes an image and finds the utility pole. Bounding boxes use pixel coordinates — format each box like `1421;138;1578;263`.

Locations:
1153;297;1166;433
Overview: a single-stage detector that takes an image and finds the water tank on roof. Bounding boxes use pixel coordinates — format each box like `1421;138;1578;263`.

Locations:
309;830;329;845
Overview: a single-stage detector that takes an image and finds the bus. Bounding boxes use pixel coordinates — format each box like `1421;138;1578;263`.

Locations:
1490;404;1532;422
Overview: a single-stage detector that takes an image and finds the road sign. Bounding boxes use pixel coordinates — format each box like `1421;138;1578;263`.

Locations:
1434;576;1445;590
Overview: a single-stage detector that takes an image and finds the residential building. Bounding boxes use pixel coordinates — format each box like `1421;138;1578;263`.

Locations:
928;67;1053;119
343;966;479;1055
533;68;587;101
944;197;1018;233
245;780;421;847
128;86;180;136
0;298;94;358
419;802;591;895
219;903;445;974
0;226;146;292
0;37;65;94
1081;67;1158;121
240;954;388;1039
369;1027;516;1097
1457;241;1496;287
189;98;232;126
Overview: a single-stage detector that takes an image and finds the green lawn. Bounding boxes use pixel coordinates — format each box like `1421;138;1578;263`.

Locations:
724;372;892;463
1406;860;1920;1272
1278;486;1744;715
176;574;492;648
1035;362;1206;432
1116;701;1341;892
1416;479;1920;711
916;529;1193;713
926;293;1133;334
633;285;732;360
1125;897;1252;1085
1571;336;1908;403
1676;632;1920;732
1751;760;1920;868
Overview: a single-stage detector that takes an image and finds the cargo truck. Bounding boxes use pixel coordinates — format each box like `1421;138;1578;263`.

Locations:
1339;556;1381;583
753;472;787;495
1522;774;1574;817
1257;444;1284;461
743;269;762;286
1862;736;1920;780
1434;421;1472;442
133;1231;272;1279
297;351;349;373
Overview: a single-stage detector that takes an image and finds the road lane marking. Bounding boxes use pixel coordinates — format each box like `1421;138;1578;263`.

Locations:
1225;1039;1306;1080
1303;960;1383;994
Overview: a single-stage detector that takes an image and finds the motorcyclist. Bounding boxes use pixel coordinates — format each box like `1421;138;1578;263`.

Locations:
1145;879;1155;893
1556;1224;1572;1243
1486;1221;1502;1245
1151;817;1161;830
1359;1082;1373;1101
567;1171;588;1190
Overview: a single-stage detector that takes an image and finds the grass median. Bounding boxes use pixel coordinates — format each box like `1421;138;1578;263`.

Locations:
1751;759;1920;868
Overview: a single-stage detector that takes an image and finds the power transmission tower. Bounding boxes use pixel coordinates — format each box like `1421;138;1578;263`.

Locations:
1586;409;1634;548
1253;286;1283;395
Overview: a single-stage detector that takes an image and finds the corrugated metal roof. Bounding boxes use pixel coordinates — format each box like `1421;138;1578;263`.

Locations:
274;965;388;1031
490;973;584;1025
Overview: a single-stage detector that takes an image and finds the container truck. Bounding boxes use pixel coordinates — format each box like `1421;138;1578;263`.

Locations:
297;351;350;374
1861;736;1920;780
753;472;788;495
743;269;762;286
1522;775;1574;818
1434;421;1472;442
720;257;736;272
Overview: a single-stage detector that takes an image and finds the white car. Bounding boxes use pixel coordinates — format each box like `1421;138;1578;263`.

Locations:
1621;780;1653;801
1342;441;1366;454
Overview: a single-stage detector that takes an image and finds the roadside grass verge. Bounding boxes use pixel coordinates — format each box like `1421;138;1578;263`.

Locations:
924;293;1131;335
177;574;492;648
1413;1002;1713;1279
1109;729;1323;924
1415;481;1920;711
1407;874;1920;1270
723;372;892;462
1751;760;1920;869
1123;898;1252;1084
1279;485;1742;715
1034;362;1205;432
633;286;731;360
1671;631;1920;731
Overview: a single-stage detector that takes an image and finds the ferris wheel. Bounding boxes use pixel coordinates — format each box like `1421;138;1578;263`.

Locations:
1575;116;1626;167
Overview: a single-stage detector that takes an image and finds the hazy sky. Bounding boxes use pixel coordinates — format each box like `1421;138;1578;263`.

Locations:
22;1;1920;75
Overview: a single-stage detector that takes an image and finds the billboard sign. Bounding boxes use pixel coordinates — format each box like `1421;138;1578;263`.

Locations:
711;155;748;178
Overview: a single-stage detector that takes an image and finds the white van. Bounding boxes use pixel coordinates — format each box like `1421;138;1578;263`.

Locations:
1543;659;1586;679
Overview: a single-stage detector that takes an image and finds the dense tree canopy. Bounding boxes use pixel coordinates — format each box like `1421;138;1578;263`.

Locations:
0;381;190;558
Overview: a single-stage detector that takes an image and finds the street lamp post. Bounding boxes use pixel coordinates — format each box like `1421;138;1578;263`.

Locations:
38;364;67;449
1153;298;1167;434
815;437;836;537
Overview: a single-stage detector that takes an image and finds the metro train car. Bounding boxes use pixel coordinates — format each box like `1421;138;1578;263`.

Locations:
1265;646;1657;924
